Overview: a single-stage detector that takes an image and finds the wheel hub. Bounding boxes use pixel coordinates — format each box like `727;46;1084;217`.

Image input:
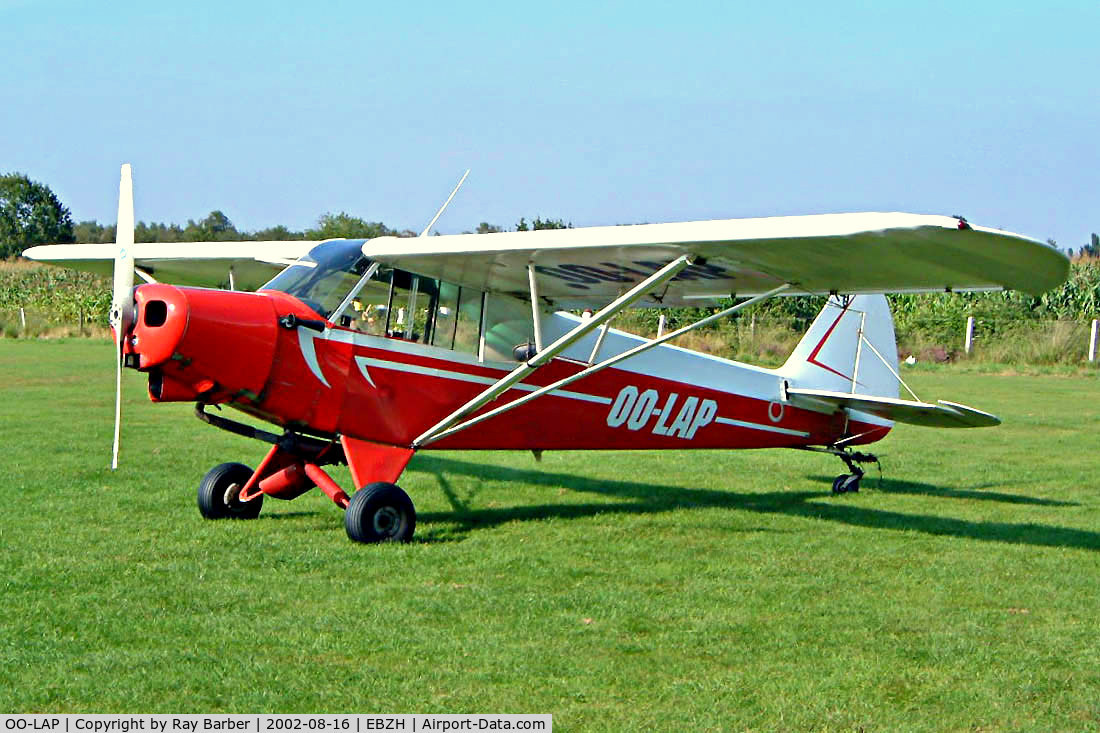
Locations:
372;506;402;536
224;481;243;507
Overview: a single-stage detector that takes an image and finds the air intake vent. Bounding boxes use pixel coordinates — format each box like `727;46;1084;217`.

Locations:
144;300;168;327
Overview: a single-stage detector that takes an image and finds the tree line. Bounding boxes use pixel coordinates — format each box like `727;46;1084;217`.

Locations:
68;213;570;246
0;172;571;258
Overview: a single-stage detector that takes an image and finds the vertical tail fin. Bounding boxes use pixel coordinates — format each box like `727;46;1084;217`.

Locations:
779;294;898;399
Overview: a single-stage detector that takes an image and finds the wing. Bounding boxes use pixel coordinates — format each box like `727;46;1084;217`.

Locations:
787;388;1000;428
22;240;319;290
362;212;1068;308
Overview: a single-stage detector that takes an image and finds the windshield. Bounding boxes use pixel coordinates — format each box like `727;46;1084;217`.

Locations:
261;239;371;318
260;239;497;356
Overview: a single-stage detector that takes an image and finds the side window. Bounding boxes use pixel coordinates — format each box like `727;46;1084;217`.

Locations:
482;294;533;361
431;283;460;350
453;289;482;356
344;268;392;336
387;272;438;343
342;269;491;358
431;284;482;356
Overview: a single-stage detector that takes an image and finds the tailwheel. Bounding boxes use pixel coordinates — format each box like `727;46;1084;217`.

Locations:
831;473;862;494
799;445;878;494
345;482;416;544
198;462;263;519
829;448;876;494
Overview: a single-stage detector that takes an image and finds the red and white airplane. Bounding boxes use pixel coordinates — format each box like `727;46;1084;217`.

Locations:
25;166;1070;543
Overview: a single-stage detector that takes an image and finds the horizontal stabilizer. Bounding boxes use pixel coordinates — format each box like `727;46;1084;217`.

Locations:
786;388;1000;428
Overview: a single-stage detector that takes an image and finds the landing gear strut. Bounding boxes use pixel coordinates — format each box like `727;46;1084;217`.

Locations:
829;449;879;494
193;405;418;543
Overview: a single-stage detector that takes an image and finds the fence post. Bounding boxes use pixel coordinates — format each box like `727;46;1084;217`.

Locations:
964;316;975;355
656;314;666;338
19;307;26;333
1090;319;1098;363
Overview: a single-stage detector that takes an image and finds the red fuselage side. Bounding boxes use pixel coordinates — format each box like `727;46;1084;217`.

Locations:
127;284;888;452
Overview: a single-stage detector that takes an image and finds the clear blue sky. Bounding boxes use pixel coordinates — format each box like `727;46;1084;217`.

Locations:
2;0;1096;248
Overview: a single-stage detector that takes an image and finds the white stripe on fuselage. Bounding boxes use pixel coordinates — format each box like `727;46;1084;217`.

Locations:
300;326;826;438
354;357;812;438
297;327;331;388
354;356;612;405
715;416;809;437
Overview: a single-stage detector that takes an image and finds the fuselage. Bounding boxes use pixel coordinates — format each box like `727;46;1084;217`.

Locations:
125;278;889;452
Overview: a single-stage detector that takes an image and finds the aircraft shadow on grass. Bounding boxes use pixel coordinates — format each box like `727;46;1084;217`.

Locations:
404;454;1100;552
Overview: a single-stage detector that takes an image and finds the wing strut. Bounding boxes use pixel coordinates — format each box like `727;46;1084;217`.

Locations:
416;282;793;448
413;255;695;447
528;263;544;352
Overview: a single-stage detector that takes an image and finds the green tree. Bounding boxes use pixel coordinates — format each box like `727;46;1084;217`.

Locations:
532;216;570;231
0;173;74;258
183;210;239;241
306;212;394;239
1081;233;1100;258
251;224;306;241
476;222;503;234
515;216;570;231
135;221;185;242
73;220;115;243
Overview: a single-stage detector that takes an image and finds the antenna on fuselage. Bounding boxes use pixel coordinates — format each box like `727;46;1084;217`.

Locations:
419;169;470;237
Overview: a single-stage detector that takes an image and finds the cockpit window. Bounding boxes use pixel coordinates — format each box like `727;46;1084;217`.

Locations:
261;239;370;318
263;240;514;360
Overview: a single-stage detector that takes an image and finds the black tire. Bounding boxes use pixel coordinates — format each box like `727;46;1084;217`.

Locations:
832;473;861;494
345;482;415;543
198;462;263;520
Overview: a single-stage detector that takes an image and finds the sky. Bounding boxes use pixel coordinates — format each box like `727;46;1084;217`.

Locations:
1;0;1097;249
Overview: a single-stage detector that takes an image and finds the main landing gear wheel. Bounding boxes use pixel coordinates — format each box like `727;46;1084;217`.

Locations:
345;482;416;544
832;473;862;494
197;462;263;519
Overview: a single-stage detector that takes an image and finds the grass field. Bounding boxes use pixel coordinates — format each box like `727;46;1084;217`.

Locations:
2;339;1099;730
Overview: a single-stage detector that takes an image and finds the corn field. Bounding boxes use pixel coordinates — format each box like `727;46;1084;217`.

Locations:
0;260;110;335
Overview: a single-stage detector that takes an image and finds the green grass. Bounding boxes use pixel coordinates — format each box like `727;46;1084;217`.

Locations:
2;340;1100;730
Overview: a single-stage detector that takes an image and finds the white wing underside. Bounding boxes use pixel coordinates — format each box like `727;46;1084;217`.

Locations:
361;212;1068;308
22;241;318;290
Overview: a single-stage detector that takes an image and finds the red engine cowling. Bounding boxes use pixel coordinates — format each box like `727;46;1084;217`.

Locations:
131;284;279;403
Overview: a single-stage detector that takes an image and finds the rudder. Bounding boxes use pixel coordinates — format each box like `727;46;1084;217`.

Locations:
779;295;899;399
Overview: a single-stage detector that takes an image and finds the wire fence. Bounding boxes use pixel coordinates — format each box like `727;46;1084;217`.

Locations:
0;306;108;338
625;312;1100;367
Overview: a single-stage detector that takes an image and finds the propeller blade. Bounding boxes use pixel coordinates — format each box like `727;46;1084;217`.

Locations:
111;163;135;335
112;327;123;470
110;163;136;470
